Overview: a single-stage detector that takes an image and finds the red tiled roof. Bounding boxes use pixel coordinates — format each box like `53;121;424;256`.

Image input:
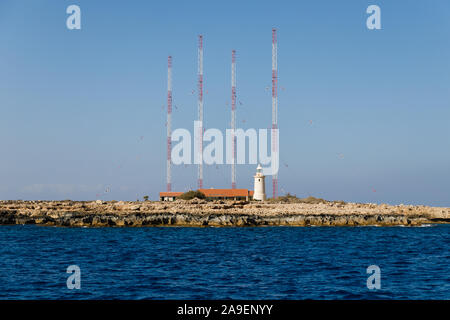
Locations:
199;189;250;197
159;192;183;197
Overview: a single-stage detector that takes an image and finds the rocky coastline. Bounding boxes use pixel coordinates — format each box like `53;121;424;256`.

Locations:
0;199;449;227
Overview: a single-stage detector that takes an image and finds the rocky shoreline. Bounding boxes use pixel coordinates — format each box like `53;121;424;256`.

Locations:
0;199;449;227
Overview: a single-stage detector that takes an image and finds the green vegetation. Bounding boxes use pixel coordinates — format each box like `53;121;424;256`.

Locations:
143;195;149;201
178;190;206;200
267;193;346;205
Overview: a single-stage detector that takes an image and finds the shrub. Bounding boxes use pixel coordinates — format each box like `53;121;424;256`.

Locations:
267;194;331;204
299;196;327;204
178;190;206;200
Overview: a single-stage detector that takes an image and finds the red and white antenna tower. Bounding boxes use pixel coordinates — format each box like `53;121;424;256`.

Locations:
272;28;278;199
231;50;237;189
197;35;204;189
167;56;172;192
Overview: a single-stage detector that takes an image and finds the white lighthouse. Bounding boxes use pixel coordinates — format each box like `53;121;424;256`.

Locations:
253;164;266;201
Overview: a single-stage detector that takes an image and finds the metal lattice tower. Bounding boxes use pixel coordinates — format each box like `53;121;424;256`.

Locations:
197;35;204;189
167;56;172;192
272;28;278;199
231;50;236;189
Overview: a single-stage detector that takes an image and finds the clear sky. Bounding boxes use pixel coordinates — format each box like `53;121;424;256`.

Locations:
1;0;449;206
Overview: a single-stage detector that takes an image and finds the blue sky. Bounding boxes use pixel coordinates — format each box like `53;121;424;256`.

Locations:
1;0;449;205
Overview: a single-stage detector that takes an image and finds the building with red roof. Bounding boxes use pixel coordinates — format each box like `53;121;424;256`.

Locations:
159;189;254;201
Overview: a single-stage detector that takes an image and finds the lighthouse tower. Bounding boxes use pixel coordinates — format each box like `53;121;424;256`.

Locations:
253;164;266;201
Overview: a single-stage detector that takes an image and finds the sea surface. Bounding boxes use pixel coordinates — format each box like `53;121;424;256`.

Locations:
0;225;449;299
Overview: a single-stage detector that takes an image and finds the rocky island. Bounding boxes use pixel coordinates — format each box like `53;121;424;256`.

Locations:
0;197;449;227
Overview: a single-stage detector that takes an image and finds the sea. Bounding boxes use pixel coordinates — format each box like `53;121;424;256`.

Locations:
0;225;448;299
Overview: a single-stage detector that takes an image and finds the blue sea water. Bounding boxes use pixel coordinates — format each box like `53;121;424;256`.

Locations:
0;225;448;300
